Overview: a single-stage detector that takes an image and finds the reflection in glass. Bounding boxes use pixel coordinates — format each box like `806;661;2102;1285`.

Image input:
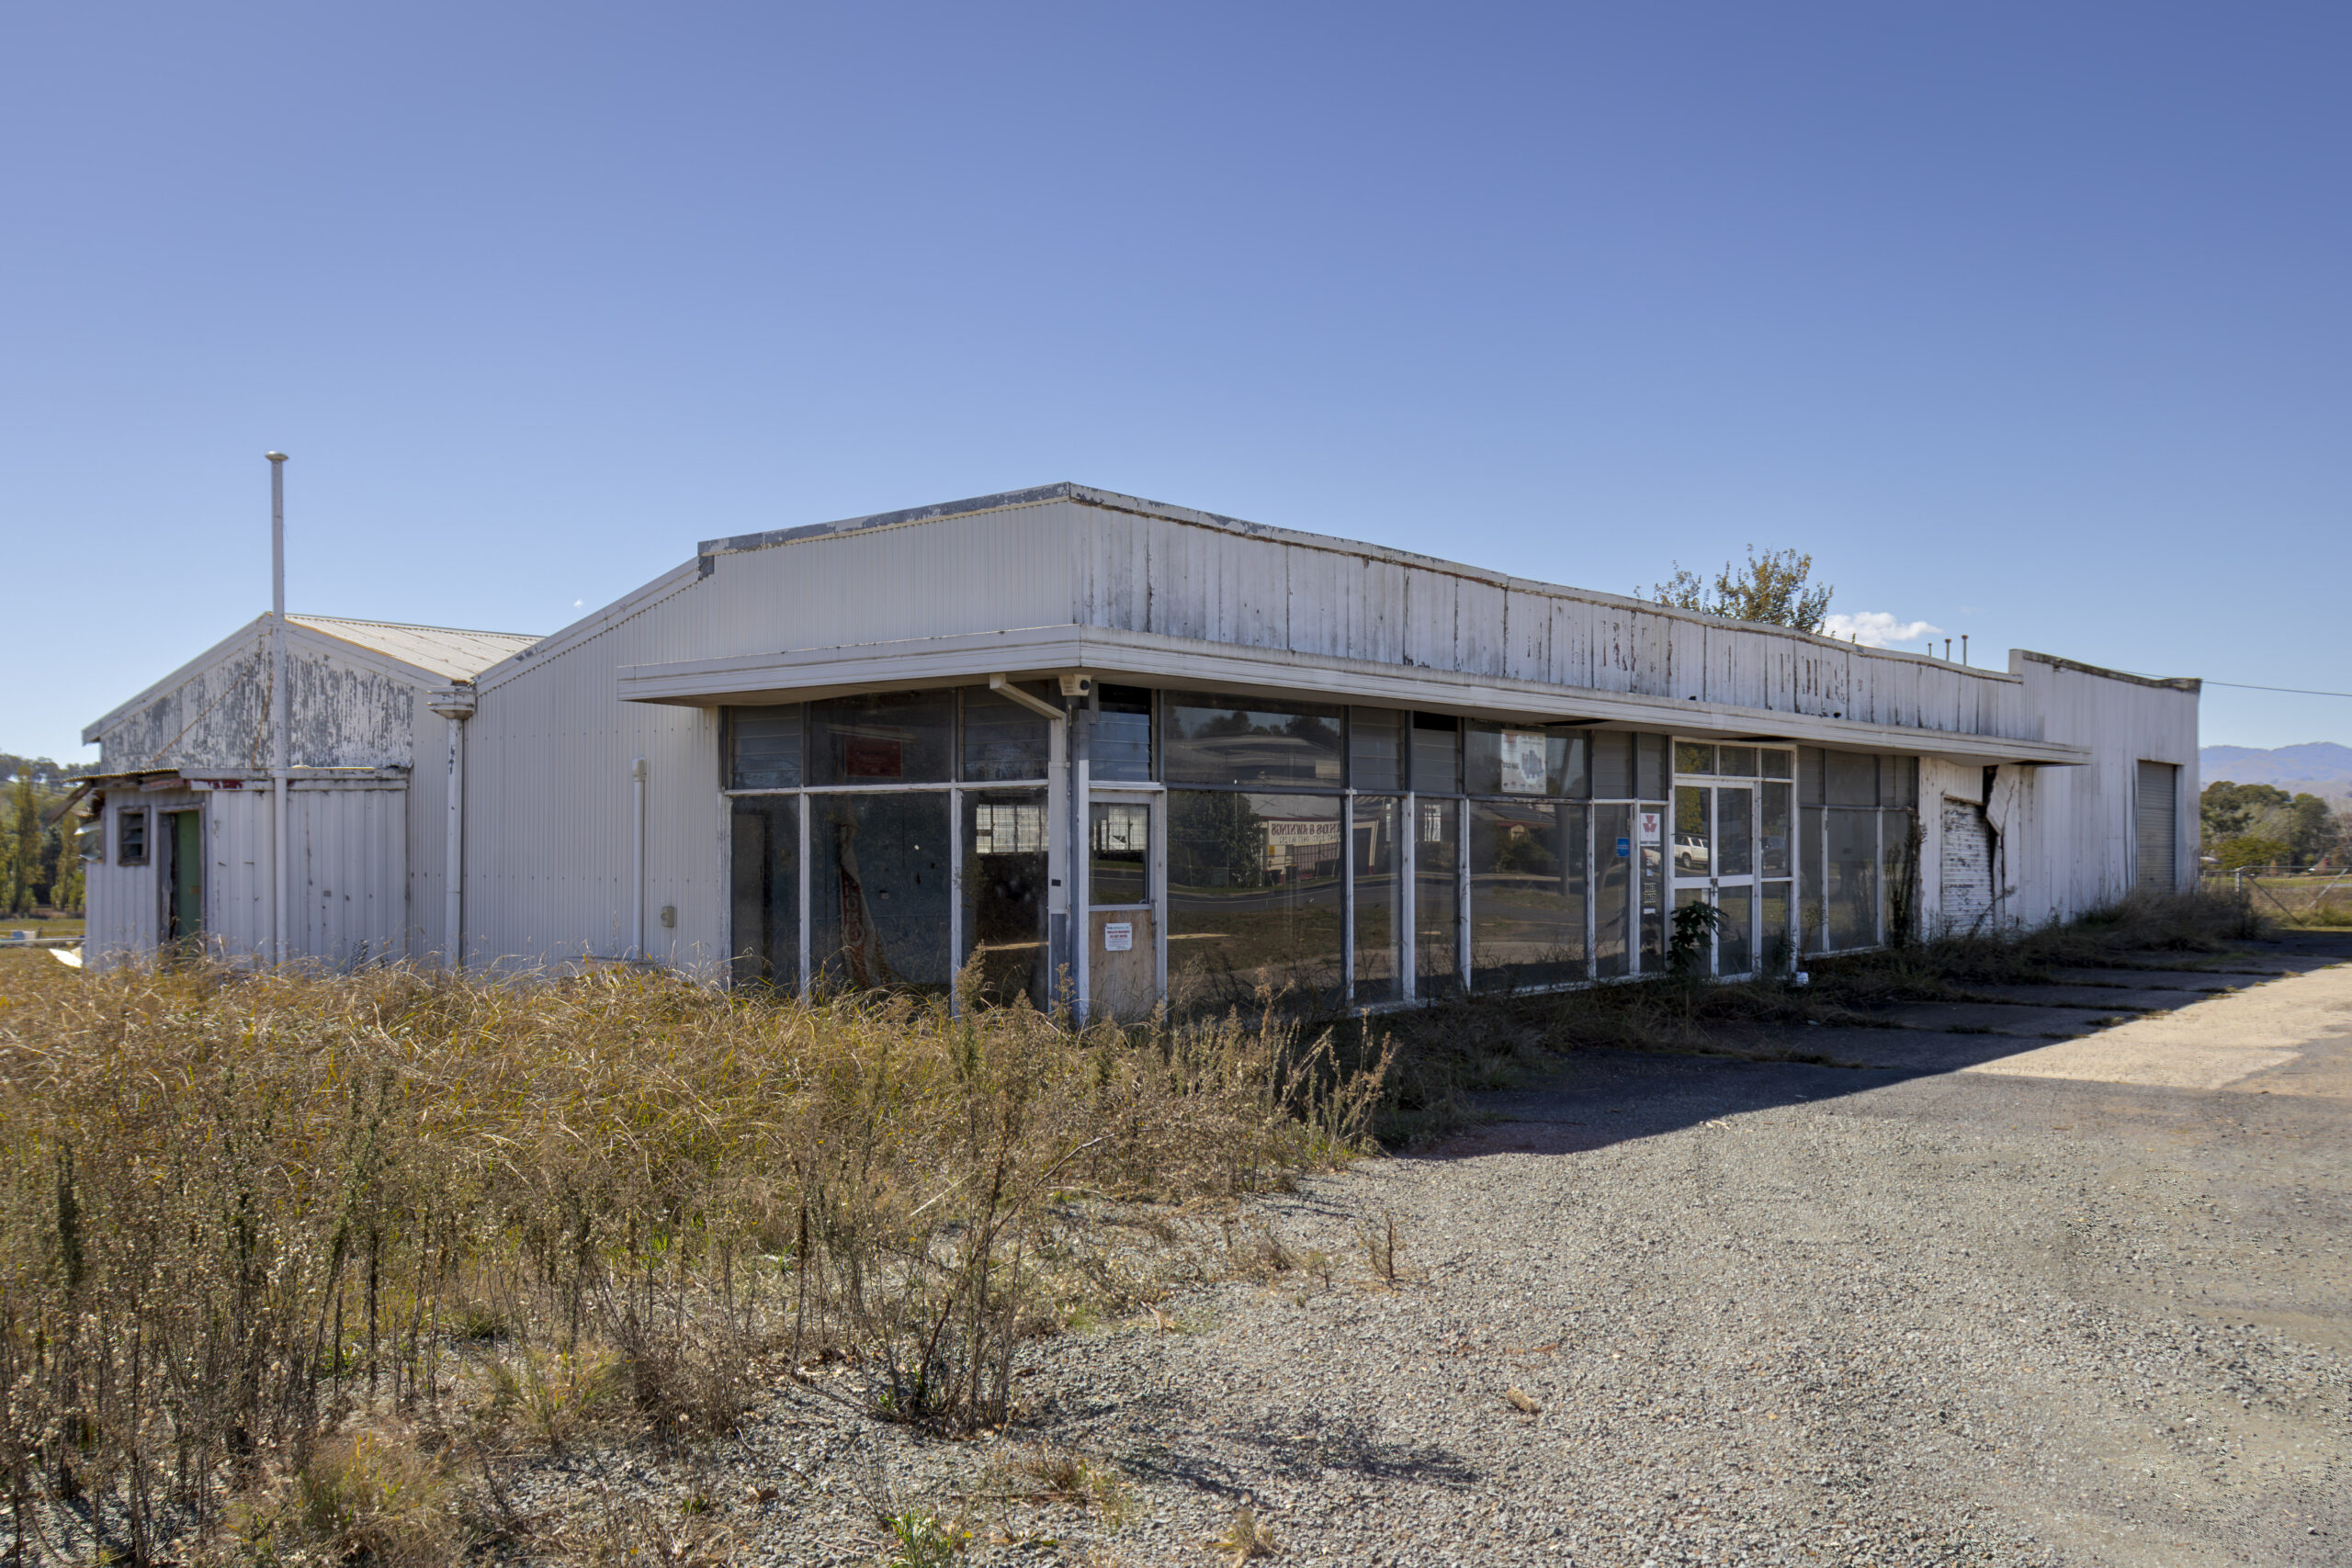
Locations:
1761;750;1794;781
1094;685;1154;782
1163;692;1342;787
1825;807;1879;950
1411;714;1461;795
1882;808;1917;943
1800;806;1825;953
964;790;1048;1007
1595;803;1632;977
960;685;1051;781
1350;709;1403;791
1639;802;1666;971
1718;746;1758;778
1673;887;1711;972
729;795;799;990
1674;786;1711;878
1825;750;1877;807
1167;791;1343;1010
1414;796;1460;994
729;705;803;789
1089;800;1151;906
1760;782;1792;876
1717;786;1754;877
1466;725;1586;797
1351;796;1403;1002
810;793;952;990
1675;741;1715;776
1591;732;1634;798
1716;883;1754;976
1759;880;1793;972
1470;800;1588;989
810;691;954;785
1636;736;1673;799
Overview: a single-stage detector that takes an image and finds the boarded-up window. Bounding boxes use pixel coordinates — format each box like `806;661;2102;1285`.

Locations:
2136;761;2178;892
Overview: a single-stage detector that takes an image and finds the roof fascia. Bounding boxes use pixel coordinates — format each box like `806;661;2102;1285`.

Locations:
615;625;2091;767
82;615;465;744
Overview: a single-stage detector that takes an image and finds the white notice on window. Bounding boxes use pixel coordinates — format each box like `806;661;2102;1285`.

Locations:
1638;811;1664;844
1102;921;1134;953
1499;730;1549;795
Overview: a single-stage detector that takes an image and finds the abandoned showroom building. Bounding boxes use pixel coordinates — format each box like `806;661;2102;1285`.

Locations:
77;483;2200;1013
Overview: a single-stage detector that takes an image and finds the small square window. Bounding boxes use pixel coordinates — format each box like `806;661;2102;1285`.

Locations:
118;809;149;865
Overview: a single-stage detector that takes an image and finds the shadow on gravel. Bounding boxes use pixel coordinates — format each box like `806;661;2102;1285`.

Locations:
1414;933;2352;1162
1117;1410;1482;1497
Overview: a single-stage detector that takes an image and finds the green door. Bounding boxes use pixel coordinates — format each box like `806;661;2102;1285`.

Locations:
165;809;203;950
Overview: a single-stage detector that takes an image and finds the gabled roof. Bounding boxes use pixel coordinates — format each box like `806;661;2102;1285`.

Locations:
84;613;544;743
287;615;541;681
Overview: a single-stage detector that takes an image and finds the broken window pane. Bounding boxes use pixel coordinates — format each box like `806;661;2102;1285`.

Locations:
963;789;1049;1008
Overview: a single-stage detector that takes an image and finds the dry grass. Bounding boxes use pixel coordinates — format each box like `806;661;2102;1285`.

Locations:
0;955;1390;1563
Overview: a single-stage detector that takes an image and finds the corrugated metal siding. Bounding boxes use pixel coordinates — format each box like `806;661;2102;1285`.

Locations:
85;798;158;968
206;788;274;961
290;785;408;967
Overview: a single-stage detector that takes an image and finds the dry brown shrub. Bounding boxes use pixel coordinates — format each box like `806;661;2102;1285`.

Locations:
0;956;1389;1561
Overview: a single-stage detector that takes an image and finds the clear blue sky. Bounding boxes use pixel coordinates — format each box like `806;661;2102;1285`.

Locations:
6;2;2346;762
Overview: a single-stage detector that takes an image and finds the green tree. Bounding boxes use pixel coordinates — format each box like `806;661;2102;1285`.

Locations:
1649;545;1834;632
5;773;37;915
2215;835;2291;873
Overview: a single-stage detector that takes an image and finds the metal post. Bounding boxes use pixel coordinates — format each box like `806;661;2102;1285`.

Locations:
425;687;476;969
266;452;289;968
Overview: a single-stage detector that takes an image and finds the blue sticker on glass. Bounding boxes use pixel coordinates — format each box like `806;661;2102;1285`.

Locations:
1615;836;1632;858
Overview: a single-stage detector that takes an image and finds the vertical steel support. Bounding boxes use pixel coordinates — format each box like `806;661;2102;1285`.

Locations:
425;686;476;971
266;452;289;969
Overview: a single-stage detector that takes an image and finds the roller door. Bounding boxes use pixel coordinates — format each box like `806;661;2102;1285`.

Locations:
2135;761;2178;893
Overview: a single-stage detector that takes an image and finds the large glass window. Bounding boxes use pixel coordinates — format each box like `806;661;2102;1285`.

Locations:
1825;750;1877;807
1639;802;1667;972
964;790;1048;1008
1717;786;1755;877
1716;883;1754;976
1090;800;1151;906
1414;796;1460;994
810;792;952;990
961;685;1052;782
1410;714;1461;795
1164;692;1342;787
1470;800;1587;990
1351;795;1404;1003
809;691;954;785
1759;879;1793;971
1592;732;1634;798
1595;803;1632;977
1825;809;1879;950
1800;805;1826;953
729;705;803;789
1760;782;1793;878
729;795;799;990
1882;807;1917;942
1466;724;1587;797
1350;708;1404;791
1167;791;1344;1009
1094;684;1154;782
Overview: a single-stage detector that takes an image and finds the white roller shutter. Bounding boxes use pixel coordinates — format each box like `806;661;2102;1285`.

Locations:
1940;798;1995;933
2135;761;2178;893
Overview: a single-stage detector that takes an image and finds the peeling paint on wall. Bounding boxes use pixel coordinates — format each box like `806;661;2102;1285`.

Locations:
96;629;418;773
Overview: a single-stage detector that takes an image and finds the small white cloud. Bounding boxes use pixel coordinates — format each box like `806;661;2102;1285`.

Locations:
573;599;584;608
1822;611;1943;649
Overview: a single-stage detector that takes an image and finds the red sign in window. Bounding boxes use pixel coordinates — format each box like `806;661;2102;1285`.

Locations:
843;737;904;779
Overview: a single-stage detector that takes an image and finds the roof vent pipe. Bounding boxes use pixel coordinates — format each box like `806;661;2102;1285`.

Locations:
266;452;289;970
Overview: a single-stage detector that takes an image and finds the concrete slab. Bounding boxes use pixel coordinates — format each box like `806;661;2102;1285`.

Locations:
1962;960;2352;1091
2041;966;2256;992
1868;999;2125;1037
1962;982;2204;1010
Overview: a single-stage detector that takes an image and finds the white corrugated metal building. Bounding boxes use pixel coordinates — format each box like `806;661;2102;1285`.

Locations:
78;484;2199;1010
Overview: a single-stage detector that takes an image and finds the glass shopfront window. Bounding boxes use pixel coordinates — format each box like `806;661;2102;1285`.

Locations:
1410;714;1461;795
1090;800;1151;905
964;790;1049;1007
1470;800;1588;989
810;690;954;785
1351;795;1404;1003
1167;791;1344;1009
1094;684;1154;782
1594;802;1632;976
1350;709;1404;791
1824;808;1880;951
728;795;798;989
810;792;952;991
729;705;803;789
962;685;1053;781
1164;692;1342;787
1414;796;1461;994
1466;723;1588;797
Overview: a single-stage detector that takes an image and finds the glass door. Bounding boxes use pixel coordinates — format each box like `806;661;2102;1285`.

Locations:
1671;783;1758;976
1087;792;1162;1019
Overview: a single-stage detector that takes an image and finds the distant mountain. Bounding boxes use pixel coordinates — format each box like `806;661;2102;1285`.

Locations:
2200;742;2352;802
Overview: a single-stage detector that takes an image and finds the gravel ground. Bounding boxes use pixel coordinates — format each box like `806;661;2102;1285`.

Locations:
495;935;2352;1567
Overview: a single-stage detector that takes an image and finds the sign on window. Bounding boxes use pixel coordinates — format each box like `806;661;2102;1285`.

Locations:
1498;730;1549;795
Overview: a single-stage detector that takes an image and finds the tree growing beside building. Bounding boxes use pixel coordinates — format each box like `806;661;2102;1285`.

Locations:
0;754;88;914
1649;546;1834;633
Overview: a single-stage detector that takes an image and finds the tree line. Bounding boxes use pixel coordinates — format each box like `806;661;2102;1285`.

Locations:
2200;780;2346;873
0;753;90;916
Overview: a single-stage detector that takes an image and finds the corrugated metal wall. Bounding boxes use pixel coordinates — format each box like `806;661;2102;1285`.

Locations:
289;784;409;967
206;787;274;961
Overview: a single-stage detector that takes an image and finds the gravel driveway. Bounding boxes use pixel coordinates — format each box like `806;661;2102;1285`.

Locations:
504;935;2352;1567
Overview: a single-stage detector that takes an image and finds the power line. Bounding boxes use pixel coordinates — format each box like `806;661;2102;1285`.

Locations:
2201;680;2352;699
